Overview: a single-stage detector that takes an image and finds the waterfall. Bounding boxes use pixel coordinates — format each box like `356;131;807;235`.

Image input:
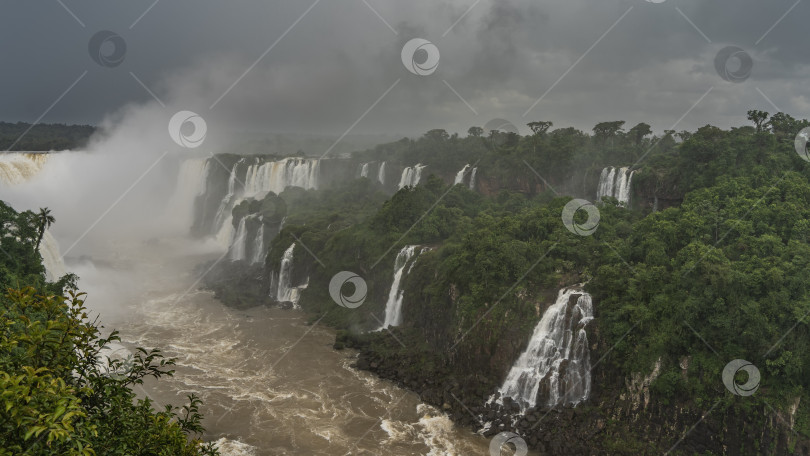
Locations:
0;153;48;185
39;230;67;281
469;167;477;190
230;217;248;261
498;287;593;411
377;245;421;330
398;164;426;190
377;161;386;185
243;157;319;197
360;162;370;178
168;158;209;227
276;243;307;306
251;222;265;264
596;166;634;205
454;164;471;185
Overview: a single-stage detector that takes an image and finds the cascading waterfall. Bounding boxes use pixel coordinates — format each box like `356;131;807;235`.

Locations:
275;243;308;306
0;153;49;185
243;157;319;197
377;161;386;185
497;287;593;411
469;167;477;190
360;163;370;178
398;164;426;190
251;221;265;264
39;230;67;281
168;158;209;226
229;217;248;261
454;164;471;185
377;245;423;330
596;166;635;205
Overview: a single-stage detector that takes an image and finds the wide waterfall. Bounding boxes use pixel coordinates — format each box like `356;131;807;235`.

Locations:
398;164;426;190
0;153;49;186
377;245;425;330
596;166;635;205
498;287;593;410
243;157;319;197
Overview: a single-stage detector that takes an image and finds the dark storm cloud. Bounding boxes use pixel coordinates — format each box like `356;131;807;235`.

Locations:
0;0;806;138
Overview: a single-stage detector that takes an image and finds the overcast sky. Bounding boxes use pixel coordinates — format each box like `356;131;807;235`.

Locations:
1;0;807;137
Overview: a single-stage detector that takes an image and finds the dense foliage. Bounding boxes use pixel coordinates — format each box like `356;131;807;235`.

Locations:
0;202;217;455
0;122;95;151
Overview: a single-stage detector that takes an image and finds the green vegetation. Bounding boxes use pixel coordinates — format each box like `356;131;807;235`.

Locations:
0;201;218;455
258;111;810;451
0;122;95;151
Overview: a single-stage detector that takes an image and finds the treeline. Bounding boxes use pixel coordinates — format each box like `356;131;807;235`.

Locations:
256;111;810;452
0;122;95;151
0;201;218;455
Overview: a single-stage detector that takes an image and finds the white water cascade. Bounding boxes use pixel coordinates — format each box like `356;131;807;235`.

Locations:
454;164;471;185
276;243;308;306
378;161;386;185
229;217;248;261
39;230;67;281
360;162;370;178
596;166;635;205
469;167;477;190
498;287;593;410
398;164;426;190
243;157;320;198
168;158;209;228
0;153;49;185
377;245;424;330
251;221;265;264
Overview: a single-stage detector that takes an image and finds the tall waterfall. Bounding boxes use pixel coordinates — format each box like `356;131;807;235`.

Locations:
469;167;477;190
229;217;248;261
454;164;471;185
251;222;265;264
398;164;426;189
596;166;635;205
275;243;308;306
168;158;209;227
0;153;49;186
377;245;424;330
498;287;593;410
360;163;370;178
377;161;386;185
39;230;67;281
